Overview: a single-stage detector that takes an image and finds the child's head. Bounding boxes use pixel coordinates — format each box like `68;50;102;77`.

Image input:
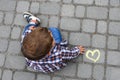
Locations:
21;27;53;60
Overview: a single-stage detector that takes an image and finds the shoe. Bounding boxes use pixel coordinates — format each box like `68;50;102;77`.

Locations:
23;12;41;25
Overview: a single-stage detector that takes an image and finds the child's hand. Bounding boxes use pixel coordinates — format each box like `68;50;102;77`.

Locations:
77;46;85;54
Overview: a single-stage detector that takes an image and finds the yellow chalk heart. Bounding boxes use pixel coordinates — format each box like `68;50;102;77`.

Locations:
86;49;100;62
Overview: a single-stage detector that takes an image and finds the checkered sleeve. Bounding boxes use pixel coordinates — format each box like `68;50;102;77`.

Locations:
59;40;68;47
61;46;81;60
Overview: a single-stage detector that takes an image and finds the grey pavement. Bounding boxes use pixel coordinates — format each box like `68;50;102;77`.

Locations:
0;0;120;80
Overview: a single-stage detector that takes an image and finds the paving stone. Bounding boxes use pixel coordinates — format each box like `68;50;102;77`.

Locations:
52;76;62;80
0;26;11;38
93;65;104;80
16;1;30;13
40;2;60;15
65;78;80;80
110;0;120;6
97;21;107;34
63;0;72;3
106;67;120;80
30;2;39;14
4;12;14;25
61;31;69;41
87;7;108;19
37;15;49;27
0;39;8;52
13;71;35;80
83;49;105;63
2;70;12;80
119;39;120;50
11;27;21;39
95;0;109;6
69;33;91;46
0;0;16;11
73;0;94;5
92;34;106;48
109;8;120;20
37;74;50;80
60;18;80;31
5;56;26;70
109;22;120;35
0;69;2;79
49;16;59;27
36;0;47;1
0;12;4;24
107;51;120;66
7;41;21;55
49;0;61;2
14;14;27;26
61;4;75;17
82;19;96;33
77;63;92;78
75;6;85;18
55;63;77;77
108;36;118;49
0;54;5;67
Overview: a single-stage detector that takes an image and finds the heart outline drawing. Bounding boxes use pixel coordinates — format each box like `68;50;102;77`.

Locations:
85;49;101;62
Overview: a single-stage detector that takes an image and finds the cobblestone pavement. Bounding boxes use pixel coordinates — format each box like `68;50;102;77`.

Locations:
0;0;120;80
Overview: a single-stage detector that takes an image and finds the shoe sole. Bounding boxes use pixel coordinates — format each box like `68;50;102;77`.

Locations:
23;12;41;24
23;12;34;17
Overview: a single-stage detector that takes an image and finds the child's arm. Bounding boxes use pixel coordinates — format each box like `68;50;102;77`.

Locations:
61;46;85;60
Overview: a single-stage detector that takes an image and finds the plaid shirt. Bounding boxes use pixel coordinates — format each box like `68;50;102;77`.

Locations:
22;28;81;73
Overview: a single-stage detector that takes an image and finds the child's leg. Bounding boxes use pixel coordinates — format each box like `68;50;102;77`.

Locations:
22;12;41;35
22;24;37;35
23;12;41;25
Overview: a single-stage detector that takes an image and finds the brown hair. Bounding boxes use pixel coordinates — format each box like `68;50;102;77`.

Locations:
21;27;53;60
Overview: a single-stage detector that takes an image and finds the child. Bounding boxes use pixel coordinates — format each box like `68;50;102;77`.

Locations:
21;12;85;73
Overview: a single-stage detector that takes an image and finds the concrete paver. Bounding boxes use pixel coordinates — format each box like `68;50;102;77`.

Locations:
75;6;85;18
82;19;96;33
93;65;104;80
109;22;120;35
107;51;120;66
39;2;60;15
69;33;91;46
108;36;118;49
106;67;120;80
60;18;81;31
92;34;106;48
30;2;40;14
77;64;92;78
87;7;108;19
61;4;75;17
97;21;107;34
2;70;12;80
95;0;109;6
